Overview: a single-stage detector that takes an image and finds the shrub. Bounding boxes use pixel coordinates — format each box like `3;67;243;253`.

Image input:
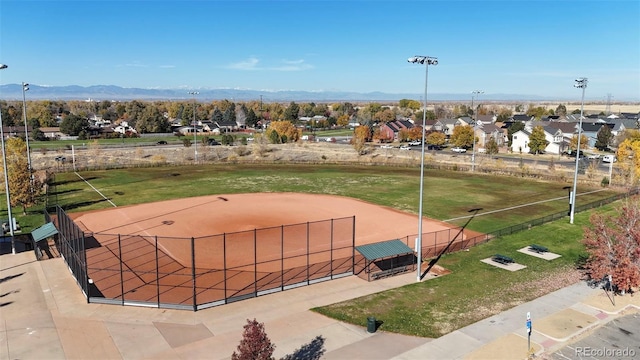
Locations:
231;319;275;360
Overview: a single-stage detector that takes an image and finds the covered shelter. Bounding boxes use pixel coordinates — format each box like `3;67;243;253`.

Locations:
354;239;415;281
31;222;59;260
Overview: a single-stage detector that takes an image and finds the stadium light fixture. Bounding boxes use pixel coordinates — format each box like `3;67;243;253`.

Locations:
407;55;438;282
188;91;199;162
0;64;16;254
570;77;587;224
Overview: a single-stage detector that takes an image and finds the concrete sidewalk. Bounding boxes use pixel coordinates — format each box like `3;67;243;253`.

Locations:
1;251;639;360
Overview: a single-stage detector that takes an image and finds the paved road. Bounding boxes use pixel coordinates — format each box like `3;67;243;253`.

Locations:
550;312;640;360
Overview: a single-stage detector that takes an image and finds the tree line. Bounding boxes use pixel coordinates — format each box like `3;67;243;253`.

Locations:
1;98;594;139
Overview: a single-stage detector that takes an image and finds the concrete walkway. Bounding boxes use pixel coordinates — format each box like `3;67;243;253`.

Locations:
1;252;639;360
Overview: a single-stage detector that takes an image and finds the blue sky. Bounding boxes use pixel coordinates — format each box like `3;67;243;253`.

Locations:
1;0;638;100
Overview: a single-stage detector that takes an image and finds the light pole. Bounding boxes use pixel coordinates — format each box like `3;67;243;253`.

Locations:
471;90;483;172
0;64;15;254
22;82;33;189
408;55;438;282
570;78;587;224
188;91;199;162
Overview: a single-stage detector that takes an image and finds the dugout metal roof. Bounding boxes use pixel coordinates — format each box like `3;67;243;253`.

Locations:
355;239;414;260
31;222;59;243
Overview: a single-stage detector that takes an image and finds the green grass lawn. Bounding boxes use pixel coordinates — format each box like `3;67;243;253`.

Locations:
46;164;620;235
313;209;603;337
6;162;629;338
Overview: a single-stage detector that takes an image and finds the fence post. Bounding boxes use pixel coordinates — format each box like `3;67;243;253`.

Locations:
118;234;124;306
191;237;196;311
352;216;356;274
281;226;284;291
306;222;310;283
155;236;160;308
330;219;334;278
82;232;89;303
223;233;227;303
254;229;257;295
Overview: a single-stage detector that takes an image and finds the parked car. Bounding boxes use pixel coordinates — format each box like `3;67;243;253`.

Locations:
587;153;600;159
380;144;394;149
156;140;168;145
408;141;422;146
566;150;584;158
208;139;221;146
451;147;467;153
602;155;617;163
399;145;411;150
427;144;443;150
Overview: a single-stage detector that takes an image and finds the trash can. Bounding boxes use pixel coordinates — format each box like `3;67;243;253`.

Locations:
367;317;376;333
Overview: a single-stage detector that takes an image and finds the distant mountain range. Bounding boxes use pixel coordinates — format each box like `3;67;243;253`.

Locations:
0;83;585;102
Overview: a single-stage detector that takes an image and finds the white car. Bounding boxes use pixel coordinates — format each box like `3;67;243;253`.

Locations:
451;147;467;153
408;141;422;146
380;144;394;149
399;145;411;150
587;153;600;159
602;155;617;163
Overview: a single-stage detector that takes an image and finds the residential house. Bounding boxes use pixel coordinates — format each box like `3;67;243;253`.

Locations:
424;118;446;133
510;125;567;155
113;121;137;135
581;122;614;148
512;114;535;122
201;121;221;135
474;122;506;148
175;126;198;136
378;119;414;141
1;126;31;139
39;127;63;139
438;118;463;138
215;118;238;133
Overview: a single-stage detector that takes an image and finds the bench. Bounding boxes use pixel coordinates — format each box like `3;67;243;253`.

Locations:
529;244;548;254
371;266;408;280
492;254;514;265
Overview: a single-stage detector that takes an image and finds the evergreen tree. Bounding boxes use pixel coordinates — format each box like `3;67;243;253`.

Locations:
283;101;300;122
245;108;258;127
212;108;223;123
595;125;613;151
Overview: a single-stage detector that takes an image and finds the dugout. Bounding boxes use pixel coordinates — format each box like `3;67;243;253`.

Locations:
355;239;415;281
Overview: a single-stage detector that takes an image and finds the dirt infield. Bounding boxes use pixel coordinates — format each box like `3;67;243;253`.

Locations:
75;193;459;264
73;193;473;307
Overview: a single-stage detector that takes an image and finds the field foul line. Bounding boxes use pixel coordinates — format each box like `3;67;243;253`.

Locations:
445;188;608;222
75;172;117;208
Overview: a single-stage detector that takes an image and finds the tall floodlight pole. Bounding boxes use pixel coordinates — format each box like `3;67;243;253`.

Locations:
0;64;16;254
188;91;199;162
570;78;587;224
22;82;32;188
408;55;438;282
471;90;483;172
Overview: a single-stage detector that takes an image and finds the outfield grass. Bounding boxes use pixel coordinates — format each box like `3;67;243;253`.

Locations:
47;164;620;234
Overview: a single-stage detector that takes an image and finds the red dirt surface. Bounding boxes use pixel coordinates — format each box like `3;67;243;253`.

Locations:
76;193;459;266
75;193;475;305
